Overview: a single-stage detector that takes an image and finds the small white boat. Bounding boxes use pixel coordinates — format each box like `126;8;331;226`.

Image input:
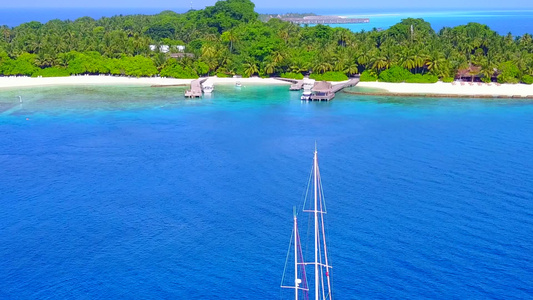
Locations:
300;78;315;100
235;81;242;88
302;78;316;90
202;80;214;94
300;91;312;100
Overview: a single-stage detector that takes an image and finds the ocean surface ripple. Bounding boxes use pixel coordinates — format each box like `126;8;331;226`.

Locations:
0;86;532;299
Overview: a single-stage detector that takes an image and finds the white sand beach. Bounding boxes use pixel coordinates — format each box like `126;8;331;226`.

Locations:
0;75;289;89
357;81;533;98
2;75;533;98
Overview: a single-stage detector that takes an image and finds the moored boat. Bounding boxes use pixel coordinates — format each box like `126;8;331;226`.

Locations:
301;78;315;101
301;91;312;100
202;80;214;93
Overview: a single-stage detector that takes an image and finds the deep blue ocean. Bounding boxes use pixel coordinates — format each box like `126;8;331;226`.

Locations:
0;85;532;299
1;8;533;35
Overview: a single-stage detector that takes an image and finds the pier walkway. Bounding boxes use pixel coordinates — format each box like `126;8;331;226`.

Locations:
274;78;304;90
310;78;360;101
184;78;207;98
280;16;370;25
332;78;360;93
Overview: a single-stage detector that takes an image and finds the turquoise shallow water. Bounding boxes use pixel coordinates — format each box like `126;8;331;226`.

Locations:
329;10;533;35
1;85;532;299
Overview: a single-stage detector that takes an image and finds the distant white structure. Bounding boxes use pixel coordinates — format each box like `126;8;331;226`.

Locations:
149;45;169;53
149;45;186;53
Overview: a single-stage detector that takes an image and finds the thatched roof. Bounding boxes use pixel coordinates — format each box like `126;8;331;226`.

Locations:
170;53;195;58
312;81;332;92
457;64;482;77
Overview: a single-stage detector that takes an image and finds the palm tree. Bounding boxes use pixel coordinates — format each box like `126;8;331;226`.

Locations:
333;28;350;47
279;29;289;45
519;33;533;52
346;63;359;76
372;50;394;72
218;50;232;70
333;59;347;72
290;61;309;74
372;56;388;72
357;49;373;70
513;51;528;72
426;51;446;75
243;62;259;77
411;52;427;74
201;44;216;59
479;60;495;83
264;61;277;76
313;61;332;74
204;33;219;42
272;51;284;64
225;29;238;53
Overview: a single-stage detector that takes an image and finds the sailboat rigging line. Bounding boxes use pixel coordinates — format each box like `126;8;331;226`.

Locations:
281;226;295;287
301;262;331;268
319;183;333;300
301;164;313;216
317;168;327;214
318;168;333;280
297;223;310;300
315;154;332;300
313;150;319;300
318;232;326;300
303;164;314;276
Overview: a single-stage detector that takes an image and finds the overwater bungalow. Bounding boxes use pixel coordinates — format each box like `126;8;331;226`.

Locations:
310;81;335;101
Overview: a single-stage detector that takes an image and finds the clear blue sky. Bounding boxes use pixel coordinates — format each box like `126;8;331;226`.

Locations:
3;0;533;10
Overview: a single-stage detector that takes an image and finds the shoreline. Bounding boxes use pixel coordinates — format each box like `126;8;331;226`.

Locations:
0;75;290;89
355;81;533;99
344;90;533;99
1;76;533;99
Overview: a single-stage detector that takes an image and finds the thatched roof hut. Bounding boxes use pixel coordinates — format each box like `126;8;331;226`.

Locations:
312;81;332;93
170;53;195;59
456;64;482;79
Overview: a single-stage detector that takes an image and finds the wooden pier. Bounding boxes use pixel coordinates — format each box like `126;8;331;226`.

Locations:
309;78;360;101
184;78;207;98
280;16;370;25
290;80;304;91
274;77;304;90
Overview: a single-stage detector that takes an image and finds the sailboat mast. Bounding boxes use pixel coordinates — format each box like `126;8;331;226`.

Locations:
314;149;319;300
294;208;299;300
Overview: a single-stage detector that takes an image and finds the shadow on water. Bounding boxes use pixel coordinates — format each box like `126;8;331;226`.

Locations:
0;102;18;114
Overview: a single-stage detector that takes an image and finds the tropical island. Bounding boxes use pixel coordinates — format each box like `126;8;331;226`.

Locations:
0;0;533;97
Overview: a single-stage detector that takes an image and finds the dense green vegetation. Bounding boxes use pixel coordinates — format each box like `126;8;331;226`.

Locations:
377;66;438;83
310;71;348;81
1;0;533;84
